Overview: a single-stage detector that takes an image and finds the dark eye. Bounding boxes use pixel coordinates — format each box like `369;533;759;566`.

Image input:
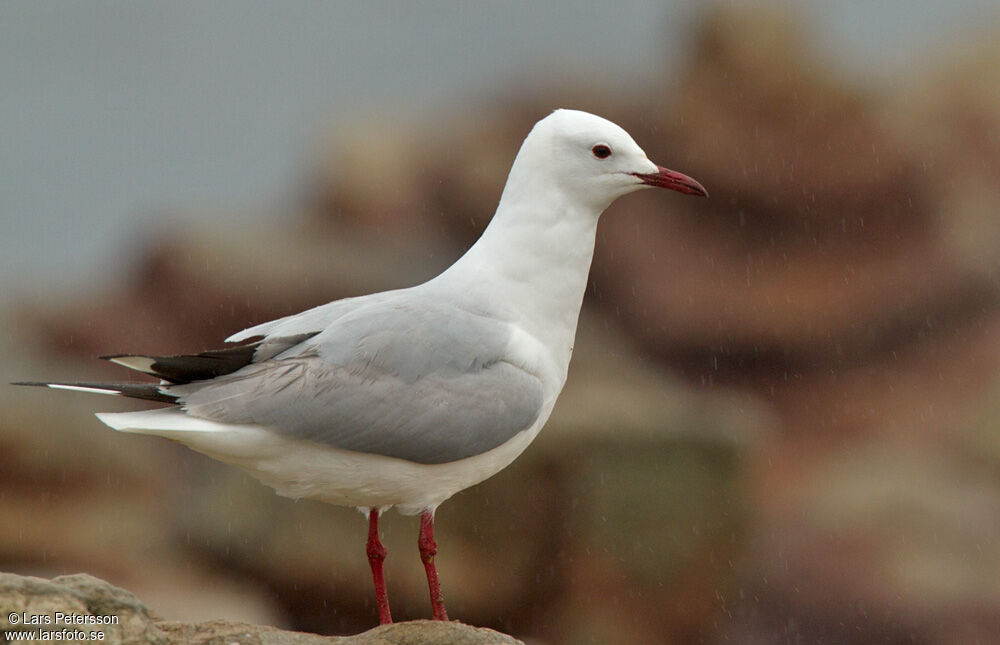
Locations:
592;144;612;159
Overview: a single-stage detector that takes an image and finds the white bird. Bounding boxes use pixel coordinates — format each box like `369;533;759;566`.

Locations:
17;109;707;624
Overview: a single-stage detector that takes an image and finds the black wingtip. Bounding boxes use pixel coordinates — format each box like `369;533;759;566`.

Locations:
12;381;48;387
12;380;178;404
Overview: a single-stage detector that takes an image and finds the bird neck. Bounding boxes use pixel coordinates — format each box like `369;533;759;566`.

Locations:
438;184;602;375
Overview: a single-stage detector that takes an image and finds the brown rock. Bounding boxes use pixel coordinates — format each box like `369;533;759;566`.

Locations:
0;573;523;644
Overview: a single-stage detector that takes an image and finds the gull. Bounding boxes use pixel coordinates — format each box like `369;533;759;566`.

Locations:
17;109;707;624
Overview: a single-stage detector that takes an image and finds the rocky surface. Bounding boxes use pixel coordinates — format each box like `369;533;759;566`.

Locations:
0;573;523;644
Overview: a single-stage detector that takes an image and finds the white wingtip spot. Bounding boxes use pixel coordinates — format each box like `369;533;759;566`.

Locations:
108;356;157;373
47;384;121;396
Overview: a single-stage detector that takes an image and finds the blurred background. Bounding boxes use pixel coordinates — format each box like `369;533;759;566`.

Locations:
3;2;1000;643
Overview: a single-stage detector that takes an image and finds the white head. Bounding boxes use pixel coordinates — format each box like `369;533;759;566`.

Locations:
503;109;707;213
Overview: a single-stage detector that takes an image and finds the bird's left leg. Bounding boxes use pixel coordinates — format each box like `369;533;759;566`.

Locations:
418;509;449;621
366;508;392;624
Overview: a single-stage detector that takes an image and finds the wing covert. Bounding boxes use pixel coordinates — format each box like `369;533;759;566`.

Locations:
173;300;544;464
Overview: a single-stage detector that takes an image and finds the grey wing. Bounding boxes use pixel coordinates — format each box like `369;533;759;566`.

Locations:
172;301;544;465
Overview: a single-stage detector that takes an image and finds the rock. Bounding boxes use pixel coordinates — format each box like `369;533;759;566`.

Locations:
1;573;166;644
160;620;522;645
0;573;523;644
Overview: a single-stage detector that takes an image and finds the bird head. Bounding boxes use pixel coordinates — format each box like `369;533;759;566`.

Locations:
513;109;707;212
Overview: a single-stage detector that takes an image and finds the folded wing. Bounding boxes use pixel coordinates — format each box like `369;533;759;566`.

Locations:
171;298;544;465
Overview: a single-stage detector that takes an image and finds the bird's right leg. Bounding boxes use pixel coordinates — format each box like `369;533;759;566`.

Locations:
418;509;449;621
366;508;392;624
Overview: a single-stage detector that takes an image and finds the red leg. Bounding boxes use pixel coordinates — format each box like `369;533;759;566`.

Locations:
418;509;449;621
366;509;392;624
